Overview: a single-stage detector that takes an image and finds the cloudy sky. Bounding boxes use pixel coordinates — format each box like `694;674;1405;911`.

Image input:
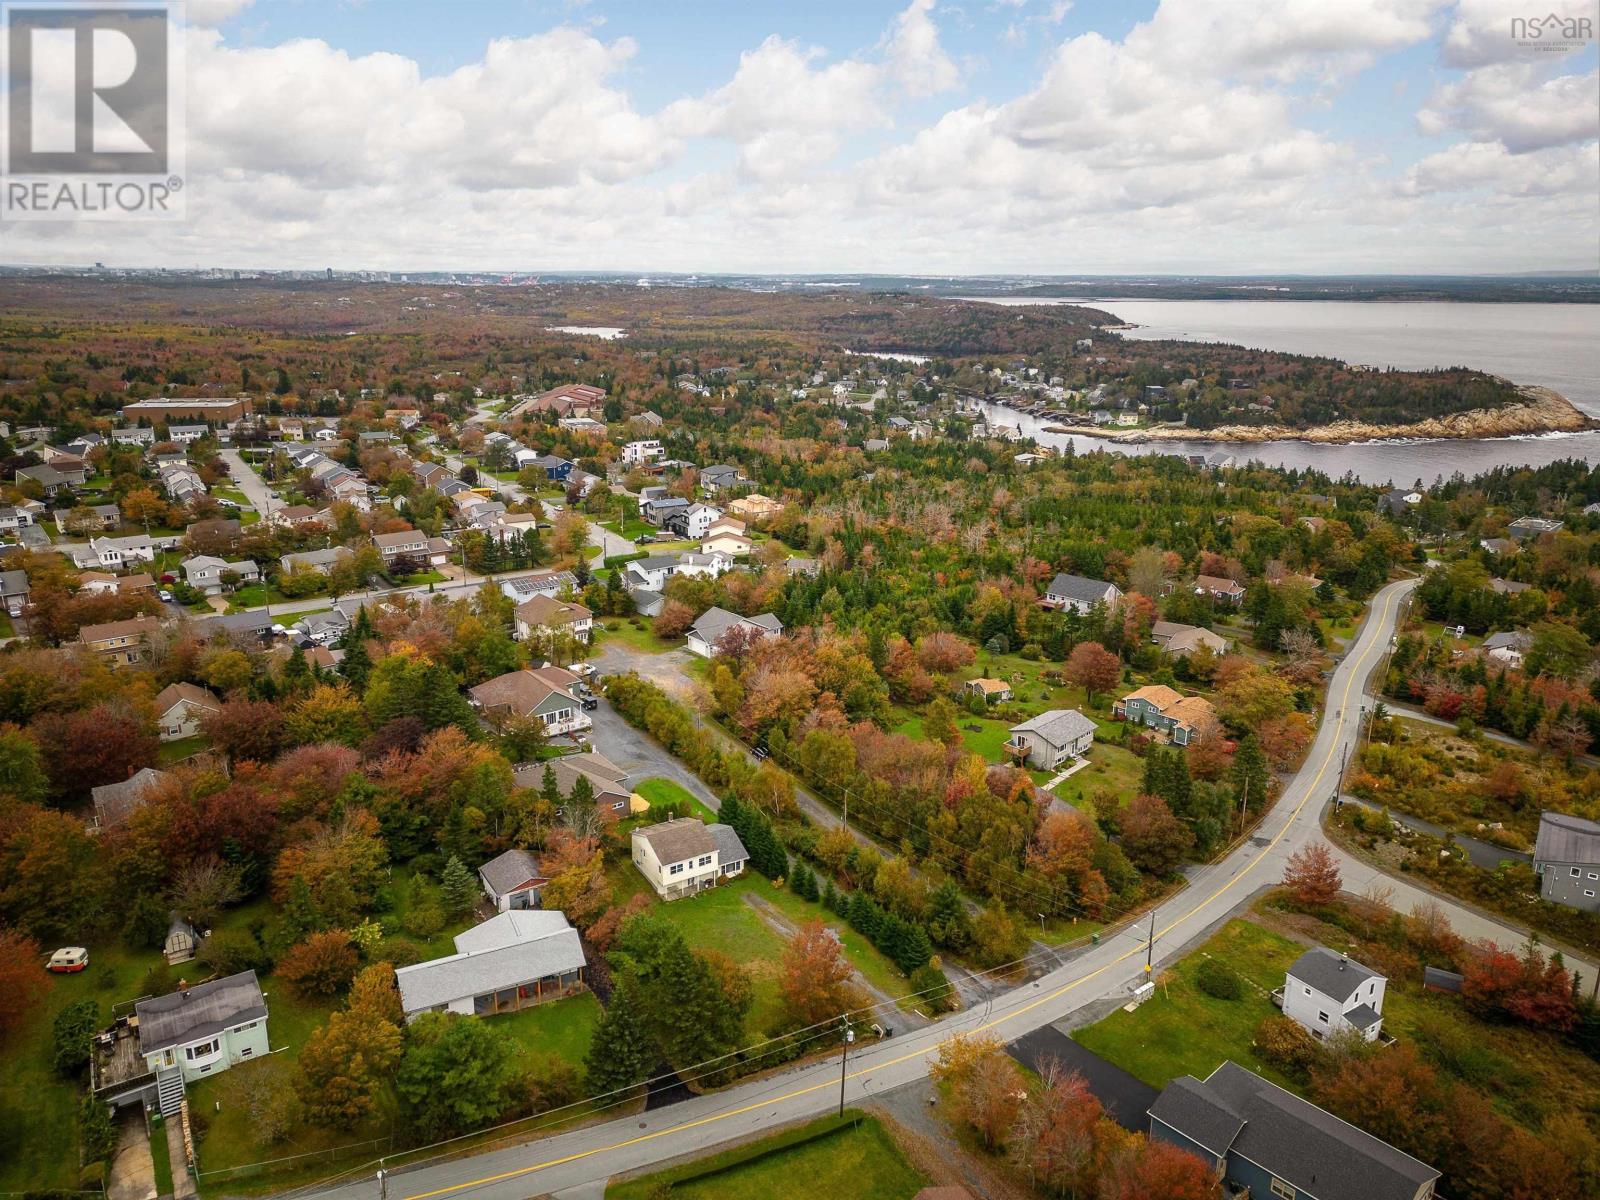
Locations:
6;0;1598;274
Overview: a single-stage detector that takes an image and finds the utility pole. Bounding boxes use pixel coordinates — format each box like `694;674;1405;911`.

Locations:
837;1016;854;1118
1145;909;1155;977
377;1168;387;1200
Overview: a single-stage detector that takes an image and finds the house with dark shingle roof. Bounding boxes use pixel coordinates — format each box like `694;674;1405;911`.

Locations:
135;970;269;1088
477;848;547;912
1280;947;1386;1043
1149;1060;1440;1200
1006;709;1097;769
631;817;726;900
1042;572;1122;614
1533;811;1600;912
91;766;174;829
686;606;783;658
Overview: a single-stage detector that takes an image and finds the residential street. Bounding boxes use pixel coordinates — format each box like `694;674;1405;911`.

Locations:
297;574;1571;1200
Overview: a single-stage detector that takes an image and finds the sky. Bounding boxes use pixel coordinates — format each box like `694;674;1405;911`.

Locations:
3;0;1598;274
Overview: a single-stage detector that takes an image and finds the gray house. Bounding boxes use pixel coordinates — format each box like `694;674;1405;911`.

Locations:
1042;572;1123;614
1533;811;1600;912
1149;1060;1439;1200
1006;709;1097;769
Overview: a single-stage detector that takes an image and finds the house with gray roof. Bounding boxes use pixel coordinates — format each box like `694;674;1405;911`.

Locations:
1278;948;1386;1043
1042;572;1123;614
707;823;749;880
92;766;174;830
686;606;783;658
395;910;586;1020
1533;811;1600;912
632;818;725;900
478;847;547;912
1149;1060;1439;1200
133;970;269;1109
280;546;351;575
1482;629;1532;669
1006;709;1097;769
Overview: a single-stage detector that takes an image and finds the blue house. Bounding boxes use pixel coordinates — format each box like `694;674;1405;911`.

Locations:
1148;1061;1439;1200
532;454;573;482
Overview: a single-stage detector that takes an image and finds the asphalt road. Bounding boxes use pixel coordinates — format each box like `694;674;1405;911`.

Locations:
300;575;1510;1200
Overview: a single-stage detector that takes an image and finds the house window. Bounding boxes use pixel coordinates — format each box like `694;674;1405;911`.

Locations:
1585;890;1595;898
1589;872;1599;880
1270;1178;1297;1199
698;855;712;867
1303;986;1312;996
185;1038;220;1061
1318;1011;1329;1023
669;863;684;876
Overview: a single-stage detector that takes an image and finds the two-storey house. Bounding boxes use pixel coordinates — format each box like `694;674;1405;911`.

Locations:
1278;947;1387;1042
631;818;747;901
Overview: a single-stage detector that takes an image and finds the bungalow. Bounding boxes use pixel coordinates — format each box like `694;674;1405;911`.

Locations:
513;595;594;644
280;546;352;576
1114;685;1218;746
467;666;591;737
132;971;269;1108
0;568;30;617
962;678;1013;704
1278;947;1387;1043
181;555;261;595
686;606;783;658
293;609;350;646
1042;572;1123;614
1005;709;1097;769
702;529;753;558
15;463;75;496
515;751;634;819
1150;621;1228;658
478;848;547;912
111;427;156;447
78;614;162;668
1377;488;1422;517
1194;574;1246;605
1508;516;1563;540
1148;1061;1438;1200
395;910;587;1021
153;682;221;742
55;503;121;534
632;818;747;901
269;504;322;529
92;766;173;829
85;533;156;569
1532;811;1600;912
1482;629;1532;669
499;569;577;604
1479;537;1516;556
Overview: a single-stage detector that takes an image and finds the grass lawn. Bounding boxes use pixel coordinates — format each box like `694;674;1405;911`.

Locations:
1317;614;1359;646
1416;619;1483;649
595;620;680;656
149;1114;175;1196
158;733;211;765
0;942;165;1191
493;992;603;1067
634;777;717;823
1073;918;1305;1090
224;582;301;610
601;517;654;540
0;610;13;638
607;1112;926;1200
390;569;448;587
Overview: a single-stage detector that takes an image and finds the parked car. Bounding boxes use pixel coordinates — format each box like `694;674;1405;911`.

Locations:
158;589;174;602
47;947;88;973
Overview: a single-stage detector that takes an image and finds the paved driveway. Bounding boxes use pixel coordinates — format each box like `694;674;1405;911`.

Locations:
1006;1024;1157;1131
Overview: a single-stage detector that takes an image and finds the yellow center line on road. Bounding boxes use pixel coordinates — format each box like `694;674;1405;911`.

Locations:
399;584;1405;1200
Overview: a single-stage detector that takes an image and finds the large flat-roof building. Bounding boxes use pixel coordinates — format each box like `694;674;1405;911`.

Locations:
121;396;254;423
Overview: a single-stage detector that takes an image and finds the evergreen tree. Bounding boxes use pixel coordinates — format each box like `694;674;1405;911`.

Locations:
281;646;313;695
440;855;478;918
821;878;841;914
897;922;934;974
281;876;324;943
1231;734;1269;818
643;937;746;1075
541;764;560;803
926;880;972;950
568;773;595;812
584;977;655;1096
339;637;372;691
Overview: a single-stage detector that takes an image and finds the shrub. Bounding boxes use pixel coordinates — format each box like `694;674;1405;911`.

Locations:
78;1096;116;1165
1195;958;1243;1000
372;937;425;968
197;928;269;977
53;1000;100;1077
276;931;360;998
910;961;956;1013
1254;1015;1319;1078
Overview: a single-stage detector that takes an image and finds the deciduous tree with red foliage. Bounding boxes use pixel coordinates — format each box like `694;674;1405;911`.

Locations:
779;919;856;1027
1097;1134;1221;1200
1461;938;1578;1031
1281;842;1342;907
1310;1043;1449;1165
0;926;52;1043
1065;641;1121;706
32;700;158;805
201;698;288;766
1118;794;1192;876
276;930;360;999
1008;1060;1106;1197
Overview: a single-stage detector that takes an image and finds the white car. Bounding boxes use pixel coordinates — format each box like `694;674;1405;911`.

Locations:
158;589;174;603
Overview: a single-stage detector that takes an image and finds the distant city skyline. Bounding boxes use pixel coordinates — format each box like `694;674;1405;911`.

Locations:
5;0;1597;274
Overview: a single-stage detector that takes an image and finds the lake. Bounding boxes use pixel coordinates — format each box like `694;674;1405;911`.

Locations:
961;297;1600;484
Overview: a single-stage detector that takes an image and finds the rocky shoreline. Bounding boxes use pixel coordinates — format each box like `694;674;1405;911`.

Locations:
1038;386;1594;445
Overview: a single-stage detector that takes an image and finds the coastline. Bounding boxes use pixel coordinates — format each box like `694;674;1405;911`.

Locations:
1035;385;1594;446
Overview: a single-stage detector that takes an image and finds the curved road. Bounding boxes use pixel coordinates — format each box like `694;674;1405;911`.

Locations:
303;576;1575;1200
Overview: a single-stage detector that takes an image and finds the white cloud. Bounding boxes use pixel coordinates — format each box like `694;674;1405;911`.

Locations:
1419;63;1599;152
1440;0;1600;67
1404;138;1600;194
883;0;960;97
186;0;255;28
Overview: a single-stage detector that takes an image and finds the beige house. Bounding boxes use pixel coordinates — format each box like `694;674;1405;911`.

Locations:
727;493;783;520
1150;621;1228;658
154;682;222;742
631;818;747;900
701;530;753;557
78;615;162;668
962;678;1013;704
467;666;591;736
513;595;594;644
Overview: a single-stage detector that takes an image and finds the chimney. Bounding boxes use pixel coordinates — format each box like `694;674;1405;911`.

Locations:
1338;955;1346;970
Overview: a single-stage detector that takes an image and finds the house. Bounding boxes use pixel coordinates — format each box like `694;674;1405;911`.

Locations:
514;595;593;643
1194;574;1246;605
395;910;587;1021
622;553;683;592
133;971;269;1105
467;666;591;736
1508;516;1562;540
0;504;36;533
270;504;322;529
55;503;121;534
91;766;173;829
189;608;274;645
293;610;350;646
1488;577;1531;596
529;454;574;482
515;751;634;818
702;529;753;558
478;848;547;912
673;503;723;540
622;439;664;465
1377;488;1422;517
632;410;664;429
1151;621;1227;658
78;615;161;668
181;555;261;595
0;568;29;617
85;533;157;569
642;496;690;527
1042;572;1123;614
112;426;156;447
15;463;75;496
280;546;352;576
699;464;748;493
1114;686;1218;746
153;682;221;742
1279;947;1386;1042
727;493;784;521
499;569;577;604
863;438;890;453
686;606;783;658
1482;629;1532;669
1148;1061;1439;1200
1006;709;1097;768
1533;811;1600;912
558;415;606;435
962;678;1013;704
632;817;747;900
167;425;207;444
373;529;429;562
629;587;665;618
708;823;750;878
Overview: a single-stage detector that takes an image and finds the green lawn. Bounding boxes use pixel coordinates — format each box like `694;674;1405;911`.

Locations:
149;1114;175;1196
223;582;302;611
607;1112;927;1200
389;569;448;587
493;992;603;1067
595;620;680;655
601;517;654;540
1073;918;1304;1090
0;610;14;638
158;733;211;765
634;777;717;823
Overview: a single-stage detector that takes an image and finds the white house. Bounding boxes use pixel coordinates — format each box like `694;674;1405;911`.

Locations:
153;682;221;742
395;910;587;1021
679;503;723;540
686;606;783;658
1279;948;1386;1043
478;847;547;912
622;439;664;465
1042;572;1123;614
1006;709;1097;769
181;555;261;595
631;818;747;900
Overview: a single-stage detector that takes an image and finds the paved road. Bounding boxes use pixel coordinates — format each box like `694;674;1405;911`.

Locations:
219;448;278;516
303;576;1482;1200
